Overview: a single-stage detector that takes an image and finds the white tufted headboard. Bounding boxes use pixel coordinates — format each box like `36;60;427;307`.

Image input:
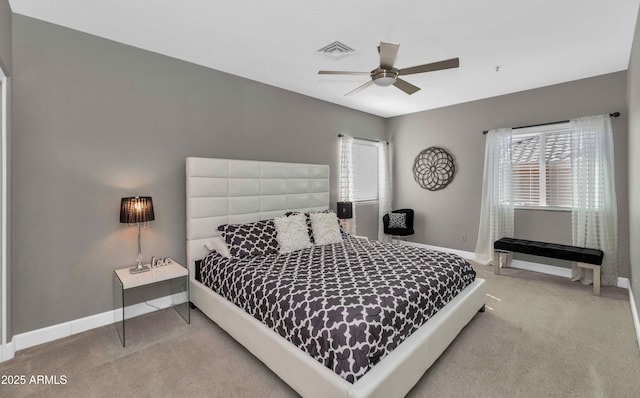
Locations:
186;157;330;278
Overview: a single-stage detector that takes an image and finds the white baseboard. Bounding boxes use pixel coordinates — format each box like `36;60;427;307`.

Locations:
617;277;630;289
399;241;475;260
509;260;629;289
510;259;571;278
0;340;15;362
11;292;187;353
629;286;640;350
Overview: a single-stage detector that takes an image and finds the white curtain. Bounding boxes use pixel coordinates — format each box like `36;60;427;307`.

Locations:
338;135;355;233
377;141;392;242
570;115;617;285
474;128;514;265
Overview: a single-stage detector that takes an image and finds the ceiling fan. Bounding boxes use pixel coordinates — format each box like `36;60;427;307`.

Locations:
318;42;459;96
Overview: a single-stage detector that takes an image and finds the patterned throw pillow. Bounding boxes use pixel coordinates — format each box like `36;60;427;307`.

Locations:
389;213;407;229
218;220;279;258
309;212;343;245
273;213;313;253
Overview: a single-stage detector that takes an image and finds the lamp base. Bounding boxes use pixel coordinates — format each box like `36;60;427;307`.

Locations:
129;264;151;274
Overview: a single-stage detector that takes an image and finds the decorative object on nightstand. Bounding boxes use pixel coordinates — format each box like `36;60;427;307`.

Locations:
151;256;173;268
120;196;155;274
337;201;355;235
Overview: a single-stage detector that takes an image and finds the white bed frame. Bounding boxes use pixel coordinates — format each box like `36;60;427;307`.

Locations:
186;157;486;398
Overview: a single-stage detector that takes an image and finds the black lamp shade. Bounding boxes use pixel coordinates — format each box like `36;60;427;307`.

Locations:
337;201;353;219
120;196;155;223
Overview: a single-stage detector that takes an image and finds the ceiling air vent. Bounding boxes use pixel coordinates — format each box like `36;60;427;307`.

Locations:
317;41;355;60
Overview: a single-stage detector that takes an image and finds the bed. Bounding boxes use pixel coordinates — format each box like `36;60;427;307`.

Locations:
186;157;486;398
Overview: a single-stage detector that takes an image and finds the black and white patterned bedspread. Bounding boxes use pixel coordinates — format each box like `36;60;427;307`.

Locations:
200;236;476;383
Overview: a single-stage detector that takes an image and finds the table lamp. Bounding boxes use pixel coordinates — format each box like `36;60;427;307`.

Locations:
120;196;155;274
337;201;353;219
337;201;354;235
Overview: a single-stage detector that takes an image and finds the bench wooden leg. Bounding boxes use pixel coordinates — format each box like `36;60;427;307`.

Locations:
577;262;601;296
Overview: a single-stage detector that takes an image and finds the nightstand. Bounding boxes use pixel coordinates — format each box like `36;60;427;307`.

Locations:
113;260;190;346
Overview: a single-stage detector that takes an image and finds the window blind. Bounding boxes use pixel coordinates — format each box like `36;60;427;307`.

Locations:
352;141;379;201
544;131;572;207
512;134;540;206
511;124;572;208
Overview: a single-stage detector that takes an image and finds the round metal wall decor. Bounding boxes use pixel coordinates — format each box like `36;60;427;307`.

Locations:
413;147;456;191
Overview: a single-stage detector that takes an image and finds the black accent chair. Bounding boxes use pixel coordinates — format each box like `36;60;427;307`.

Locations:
383;209;415;238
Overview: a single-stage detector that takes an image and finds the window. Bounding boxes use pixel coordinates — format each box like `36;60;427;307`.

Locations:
352;140;378;201
511;123;572;209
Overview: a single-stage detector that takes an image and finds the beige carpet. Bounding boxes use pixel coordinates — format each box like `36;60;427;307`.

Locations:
1;263;639;398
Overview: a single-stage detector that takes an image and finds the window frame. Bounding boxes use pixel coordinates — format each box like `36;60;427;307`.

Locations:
511;122;572;212
351;139;379;203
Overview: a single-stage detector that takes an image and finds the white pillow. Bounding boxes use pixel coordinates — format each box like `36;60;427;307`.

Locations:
204;236;231;258
310;212;343;245
274;213;313;253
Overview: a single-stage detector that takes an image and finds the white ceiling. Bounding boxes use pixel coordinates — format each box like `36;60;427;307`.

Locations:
9;0;640;118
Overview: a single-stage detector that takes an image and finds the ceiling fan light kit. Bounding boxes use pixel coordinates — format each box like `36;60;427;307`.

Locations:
371;68;399;86
318;41;460;96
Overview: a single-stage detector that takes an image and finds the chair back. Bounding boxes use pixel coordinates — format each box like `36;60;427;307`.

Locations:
383;209;415;236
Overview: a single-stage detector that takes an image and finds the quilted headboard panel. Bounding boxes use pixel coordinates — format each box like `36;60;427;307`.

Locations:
186;157;330;276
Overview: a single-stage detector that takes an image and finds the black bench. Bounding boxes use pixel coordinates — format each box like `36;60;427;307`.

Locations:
493;237;604;295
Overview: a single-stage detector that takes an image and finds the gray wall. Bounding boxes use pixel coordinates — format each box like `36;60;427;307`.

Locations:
355;202;379;240
0;0;10;74
387;71;630;277
10;15;385;334
628;7;640;312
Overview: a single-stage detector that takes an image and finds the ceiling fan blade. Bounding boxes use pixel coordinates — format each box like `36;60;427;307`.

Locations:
345;80;374;96
378;42;400;69
318;70;370;76
393;78;421;95
399;58;460;76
